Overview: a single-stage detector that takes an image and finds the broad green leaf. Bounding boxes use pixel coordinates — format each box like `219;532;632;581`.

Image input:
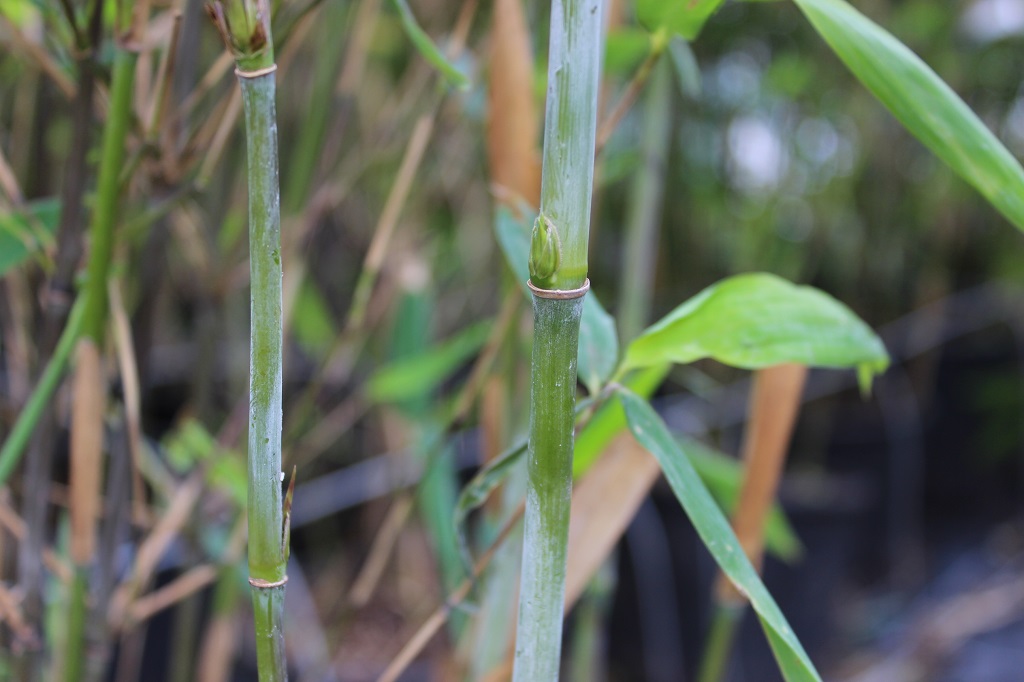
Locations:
685;438;802;562
636;0;725;40
794;0;1024;232
494;204;619;390
0;198;60;277
578;295;618;395
620;273;888;391
391;0;469;90
617;388;820;682
367;320;491;405
605;28;651;75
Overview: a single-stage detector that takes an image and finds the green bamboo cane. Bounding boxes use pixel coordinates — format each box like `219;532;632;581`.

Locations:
207;2;288;679
512;0;603;679
63;15;140;679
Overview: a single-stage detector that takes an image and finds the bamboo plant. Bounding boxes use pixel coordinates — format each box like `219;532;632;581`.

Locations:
513;0;603;678
206;2;288;679
63;3;141;678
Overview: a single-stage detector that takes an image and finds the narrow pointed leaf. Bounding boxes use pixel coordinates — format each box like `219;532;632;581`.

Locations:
685;438;802;562
366;320;492;405
617;388;820;682
578;294;618;395
620;273;888;386
452;438;528;574
0;198;60;276
392;0;470;90
794;0;1024;232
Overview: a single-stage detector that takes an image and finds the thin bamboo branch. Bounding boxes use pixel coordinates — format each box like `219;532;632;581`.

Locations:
377;500;525;682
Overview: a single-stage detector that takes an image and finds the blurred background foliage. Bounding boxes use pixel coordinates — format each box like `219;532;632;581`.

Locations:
2;0;1024;680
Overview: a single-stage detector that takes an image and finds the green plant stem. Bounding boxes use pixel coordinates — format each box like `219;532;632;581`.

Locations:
513;0;602;678
619;57;671;344
696;602;743;682
81;48;137;344
0;296;84;484
64;569;88;682
513;290;586;682
283;0;349;213
239;69;288;682
532;0;603;290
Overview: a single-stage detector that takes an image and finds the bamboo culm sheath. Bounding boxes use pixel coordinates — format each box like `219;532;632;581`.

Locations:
513;285;587;682
239;70;288;682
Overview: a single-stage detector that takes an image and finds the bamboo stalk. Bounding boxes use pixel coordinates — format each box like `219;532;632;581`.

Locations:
618;57;671;344
206;2;288;678
513;1;603;677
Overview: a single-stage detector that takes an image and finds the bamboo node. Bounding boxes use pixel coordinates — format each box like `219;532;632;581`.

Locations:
248;575;288;589
234;64;278;79
527;278;590;300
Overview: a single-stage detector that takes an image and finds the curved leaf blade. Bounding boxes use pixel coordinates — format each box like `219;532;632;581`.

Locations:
578;294;618;395
391;0;470;90
794;0;1024;231
366;320;492;405
620;273;888;388
685;437;802;562
0;198;60;277
617;388;820;682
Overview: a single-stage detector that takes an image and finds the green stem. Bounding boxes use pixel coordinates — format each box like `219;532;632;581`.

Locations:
513;289;587;682
696;602;743;682
0;297;85;485
619;57;671;344
513;0;602;678
530;0;603;291
63;569;88;682
81;49;137;344
239;69;288;682
283;0;349;213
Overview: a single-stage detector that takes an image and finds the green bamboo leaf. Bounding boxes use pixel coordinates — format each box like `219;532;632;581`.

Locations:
0;198;60;277
636;0;725;40
685;438;802;562
453;438;528;574
578;295;618;395
494;204;619;392
391;0;470;90
605;28;651;75
494;204;533;293
793;0;1024;232
366;320;492;405
620;273;888;391
569;362;799;560
617;388;820;682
